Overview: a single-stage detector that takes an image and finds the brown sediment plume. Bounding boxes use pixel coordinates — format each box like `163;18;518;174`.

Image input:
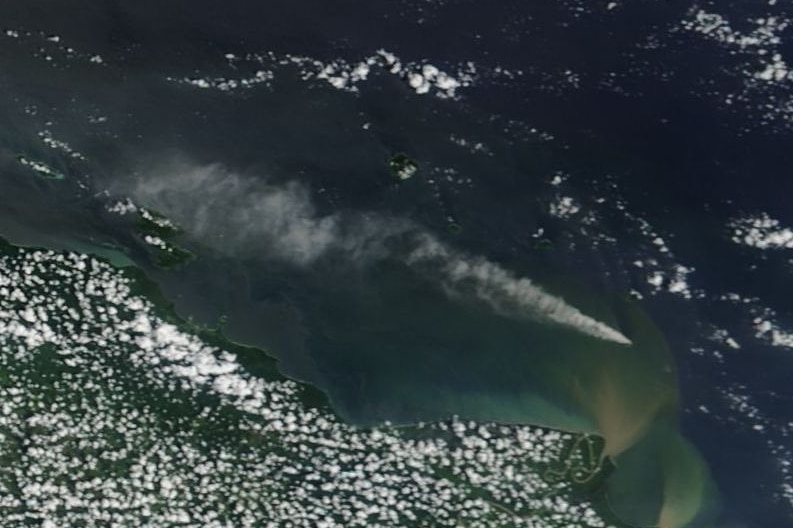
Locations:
656;438;709;528
567;294;679;459
578;365;675;458
567;299;716;528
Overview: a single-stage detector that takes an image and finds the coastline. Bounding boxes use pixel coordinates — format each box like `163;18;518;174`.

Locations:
0;233;718;528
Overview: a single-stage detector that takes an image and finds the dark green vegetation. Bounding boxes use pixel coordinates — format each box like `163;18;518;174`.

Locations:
16;155;65;180
0;238;636;527
145;241;195;269
447;222;463;234
291;256;718;528
388;153;418;180
133;208;195;269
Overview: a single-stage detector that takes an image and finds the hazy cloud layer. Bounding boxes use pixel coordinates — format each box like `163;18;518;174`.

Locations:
130;163;409;265
128;162;630;345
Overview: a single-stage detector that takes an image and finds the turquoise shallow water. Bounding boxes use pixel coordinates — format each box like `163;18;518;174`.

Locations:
0;155;720;527
132;246;717;527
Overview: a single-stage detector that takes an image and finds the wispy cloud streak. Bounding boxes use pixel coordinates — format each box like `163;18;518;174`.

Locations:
407;235;632;344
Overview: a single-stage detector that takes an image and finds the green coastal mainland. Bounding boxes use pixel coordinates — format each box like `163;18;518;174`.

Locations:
0;235;645;528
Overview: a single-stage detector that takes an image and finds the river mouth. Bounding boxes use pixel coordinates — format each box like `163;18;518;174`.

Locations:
0;169;719;527
0;6;727;520
136;239;717;528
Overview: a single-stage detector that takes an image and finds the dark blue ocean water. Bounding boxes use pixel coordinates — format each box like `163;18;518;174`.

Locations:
1;1;792;527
